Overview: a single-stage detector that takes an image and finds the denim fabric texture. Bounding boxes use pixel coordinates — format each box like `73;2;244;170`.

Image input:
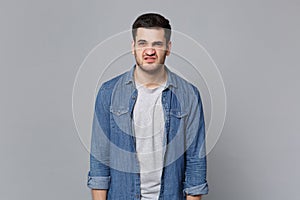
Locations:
87;65;208;199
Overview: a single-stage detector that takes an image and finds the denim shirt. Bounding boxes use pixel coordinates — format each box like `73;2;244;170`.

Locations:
87;66;208;199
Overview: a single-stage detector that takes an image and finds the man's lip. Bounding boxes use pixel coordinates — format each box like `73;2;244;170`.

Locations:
144;56;156;61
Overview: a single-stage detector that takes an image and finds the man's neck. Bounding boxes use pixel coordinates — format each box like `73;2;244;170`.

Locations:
134;65;167;89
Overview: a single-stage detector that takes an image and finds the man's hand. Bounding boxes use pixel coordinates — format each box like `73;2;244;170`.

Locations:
91;189;107;200
186;194;202;200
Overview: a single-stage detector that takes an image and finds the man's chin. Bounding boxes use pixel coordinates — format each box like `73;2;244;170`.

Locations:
136;63;165;74
139;63;164;69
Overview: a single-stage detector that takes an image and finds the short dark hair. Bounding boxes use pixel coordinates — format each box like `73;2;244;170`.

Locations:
132;13;171;42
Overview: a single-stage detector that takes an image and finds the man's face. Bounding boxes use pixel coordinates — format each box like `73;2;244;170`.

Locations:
132;27;171;73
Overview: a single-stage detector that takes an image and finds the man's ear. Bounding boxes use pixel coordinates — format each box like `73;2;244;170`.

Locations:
166;41;172;56
131;40;135;55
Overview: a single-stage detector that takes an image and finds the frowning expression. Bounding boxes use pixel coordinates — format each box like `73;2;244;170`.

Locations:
132;27;171;73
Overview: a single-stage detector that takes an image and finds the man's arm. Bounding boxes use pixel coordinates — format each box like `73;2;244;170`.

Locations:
183;86;208;197
91;189;107;200
87;85;111;197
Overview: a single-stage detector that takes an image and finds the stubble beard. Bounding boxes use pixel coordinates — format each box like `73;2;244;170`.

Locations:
134;50;167;74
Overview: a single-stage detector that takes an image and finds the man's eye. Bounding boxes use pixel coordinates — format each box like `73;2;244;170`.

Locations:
138;42;146;46
153;43;164;48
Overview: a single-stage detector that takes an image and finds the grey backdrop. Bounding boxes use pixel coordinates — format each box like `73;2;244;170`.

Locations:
1;0;299;199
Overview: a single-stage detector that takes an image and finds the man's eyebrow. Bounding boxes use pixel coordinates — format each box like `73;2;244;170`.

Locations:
137;39;147;43
152;41;164;45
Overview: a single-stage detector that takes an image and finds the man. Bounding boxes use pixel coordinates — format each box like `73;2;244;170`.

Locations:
87;13;208;200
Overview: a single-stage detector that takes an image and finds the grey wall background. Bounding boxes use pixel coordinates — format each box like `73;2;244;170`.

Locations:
1;0;299;199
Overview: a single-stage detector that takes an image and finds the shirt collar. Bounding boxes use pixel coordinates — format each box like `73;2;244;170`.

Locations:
124;65;177;88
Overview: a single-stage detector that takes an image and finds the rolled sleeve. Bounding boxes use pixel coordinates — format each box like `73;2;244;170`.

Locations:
87;172;111;189
183;182;209;196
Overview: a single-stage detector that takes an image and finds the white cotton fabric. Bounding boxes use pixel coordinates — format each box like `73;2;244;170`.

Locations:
133;81;166;200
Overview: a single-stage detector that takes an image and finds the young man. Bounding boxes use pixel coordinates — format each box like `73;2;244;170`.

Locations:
87;13;208;200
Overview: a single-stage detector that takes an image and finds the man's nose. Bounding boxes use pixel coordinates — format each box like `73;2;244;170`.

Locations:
144;48;156;56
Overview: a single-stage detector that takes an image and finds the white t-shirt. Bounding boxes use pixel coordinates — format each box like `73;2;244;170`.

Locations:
133;82;166;200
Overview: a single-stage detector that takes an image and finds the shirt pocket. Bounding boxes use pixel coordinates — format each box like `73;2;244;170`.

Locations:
110;108;129;116
169;109;188;118
168;109;188;142
109;107;132;135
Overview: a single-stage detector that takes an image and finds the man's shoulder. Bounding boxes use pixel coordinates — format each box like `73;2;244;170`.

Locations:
169;70;203;111
95;70;130;108
100;70;129;90
169;70;199;96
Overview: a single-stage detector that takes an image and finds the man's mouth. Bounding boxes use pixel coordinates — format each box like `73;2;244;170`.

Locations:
144;56;156;63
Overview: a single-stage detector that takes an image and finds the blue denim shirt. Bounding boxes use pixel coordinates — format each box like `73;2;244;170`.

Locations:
87;66;208;199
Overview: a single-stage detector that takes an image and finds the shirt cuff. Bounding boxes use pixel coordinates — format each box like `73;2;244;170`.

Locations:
183;182;209;196
87;175;111;189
